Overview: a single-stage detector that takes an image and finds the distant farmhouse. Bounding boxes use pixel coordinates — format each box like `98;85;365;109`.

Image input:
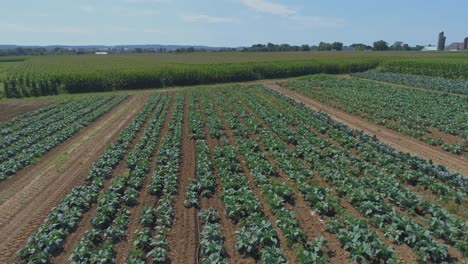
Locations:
446;42;466;51
422;46;437;51
427;32;468;51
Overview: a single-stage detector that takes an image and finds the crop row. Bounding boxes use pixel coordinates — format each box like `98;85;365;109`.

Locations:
230;86;465;261
128;92;184;263
69;94;172;262
17;94;161;263
0;100;67;135
280;75;467;155
184;90;228;263
380;59;468;80
0;96;111;157
213;88;336;263
185;92;215;206
193;89;290;262
0;95;127;180
353;71;468;95
2;59;378;98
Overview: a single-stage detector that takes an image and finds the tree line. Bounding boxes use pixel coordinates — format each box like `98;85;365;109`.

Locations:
0;40;426;56
242;41;424;52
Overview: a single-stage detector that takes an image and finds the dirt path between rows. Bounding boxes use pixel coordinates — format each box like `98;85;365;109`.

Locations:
167;91;199;264
0;95;147;263
261;82;468;176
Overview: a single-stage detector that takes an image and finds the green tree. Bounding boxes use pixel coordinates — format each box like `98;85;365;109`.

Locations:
373;40;389;51
350;43;371;51
300;44;311;51
318;42;332;51
331;42;343;51
390;41;404;51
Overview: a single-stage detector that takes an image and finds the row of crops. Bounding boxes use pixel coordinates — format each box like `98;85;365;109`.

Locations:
280;75;468;155
18;93;165;262
218;85;466;262
379;59;468;80
2;59;378;98
0;95;127;180
15;86;466;263
353;71;468;95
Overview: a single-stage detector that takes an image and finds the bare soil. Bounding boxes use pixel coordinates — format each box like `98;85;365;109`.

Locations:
0;100;52;122
167;91;199;264
0;95;147;263
262;81;468;176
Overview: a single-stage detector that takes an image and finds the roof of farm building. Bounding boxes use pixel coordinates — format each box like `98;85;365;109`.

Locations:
446;42;465;50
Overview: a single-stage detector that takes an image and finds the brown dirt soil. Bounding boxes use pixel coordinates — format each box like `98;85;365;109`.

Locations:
167;91;198;264
113;93;175;263
427;127;465;145
0;95;147;263
262;81;468;176
0;100;53;122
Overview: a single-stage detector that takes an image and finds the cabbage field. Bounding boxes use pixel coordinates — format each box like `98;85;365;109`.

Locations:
0;51;467;264
0;83;464;264
280;75;468;155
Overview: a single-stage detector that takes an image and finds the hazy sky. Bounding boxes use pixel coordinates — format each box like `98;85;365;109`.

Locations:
1;0;467;46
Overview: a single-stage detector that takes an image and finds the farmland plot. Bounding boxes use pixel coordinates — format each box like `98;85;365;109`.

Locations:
1;86;466;264
278;75;467;155
0;95;127;180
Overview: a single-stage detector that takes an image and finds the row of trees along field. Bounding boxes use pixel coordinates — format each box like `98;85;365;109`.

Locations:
0;41;425;56
241;41;424;52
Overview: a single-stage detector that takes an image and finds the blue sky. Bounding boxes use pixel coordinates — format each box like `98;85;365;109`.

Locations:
1;0;467;46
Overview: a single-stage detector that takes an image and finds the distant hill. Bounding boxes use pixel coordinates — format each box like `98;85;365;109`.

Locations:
0;44;235;51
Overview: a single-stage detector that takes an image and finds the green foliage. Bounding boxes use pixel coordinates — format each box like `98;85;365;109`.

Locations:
0;95;127;179
281;75;467;155
380;59;468;80
373;40;389;51
354;71;468;94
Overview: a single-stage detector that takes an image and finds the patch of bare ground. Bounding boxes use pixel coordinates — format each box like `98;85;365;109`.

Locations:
166;91;199;264
209;90;297;264
0;100;53;122
261;81;468;176
197;92;253;264
0;95;147;263
427;127;465;145
114;93;175;263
